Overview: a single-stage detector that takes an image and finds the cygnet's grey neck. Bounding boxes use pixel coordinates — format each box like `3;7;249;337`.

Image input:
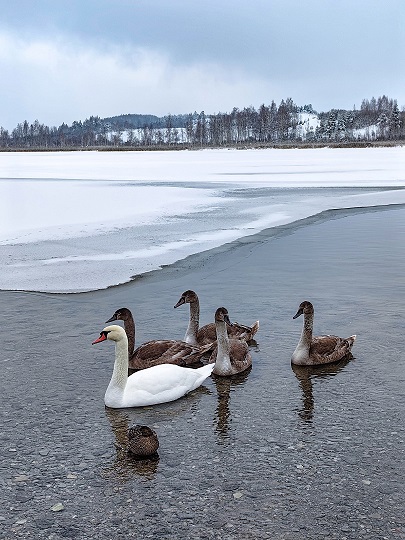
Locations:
214;319;232;374
185;297;200;346
292;311;314;362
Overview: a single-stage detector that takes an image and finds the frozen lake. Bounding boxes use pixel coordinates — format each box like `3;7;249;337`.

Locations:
0;147;404;292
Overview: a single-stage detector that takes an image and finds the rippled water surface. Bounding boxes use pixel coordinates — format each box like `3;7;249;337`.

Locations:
1;206;404;539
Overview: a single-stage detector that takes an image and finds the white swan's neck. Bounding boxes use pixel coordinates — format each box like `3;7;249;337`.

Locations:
292;312;313;361
105;336;129;407
214;320;233;374
184;298;200;346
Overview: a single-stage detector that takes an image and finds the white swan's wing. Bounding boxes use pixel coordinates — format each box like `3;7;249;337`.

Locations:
124;364;213;406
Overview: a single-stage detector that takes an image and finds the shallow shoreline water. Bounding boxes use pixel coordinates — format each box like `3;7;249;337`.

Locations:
1;205;404;539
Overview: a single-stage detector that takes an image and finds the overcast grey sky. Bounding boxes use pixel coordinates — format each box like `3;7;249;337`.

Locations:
0;0;404;130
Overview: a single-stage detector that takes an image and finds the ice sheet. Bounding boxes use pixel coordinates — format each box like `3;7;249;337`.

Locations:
0;147;404;292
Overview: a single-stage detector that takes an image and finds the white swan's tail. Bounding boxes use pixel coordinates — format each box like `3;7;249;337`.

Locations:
197;363;215;376
192;363;215;389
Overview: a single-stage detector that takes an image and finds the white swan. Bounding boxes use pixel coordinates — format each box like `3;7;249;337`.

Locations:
292;301;356;366
209;307;252;376
92;325;214;408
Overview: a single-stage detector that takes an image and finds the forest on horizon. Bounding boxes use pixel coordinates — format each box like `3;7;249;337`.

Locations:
1;95;403;150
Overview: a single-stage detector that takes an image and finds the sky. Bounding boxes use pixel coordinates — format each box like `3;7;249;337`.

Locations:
0;0;404;130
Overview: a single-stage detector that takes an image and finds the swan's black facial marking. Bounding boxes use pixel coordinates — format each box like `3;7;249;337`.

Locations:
92;330;110;345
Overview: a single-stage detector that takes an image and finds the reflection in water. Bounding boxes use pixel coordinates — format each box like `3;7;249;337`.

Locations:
101;384;212;481
212;367;252;444
292;356;352;423
102;408;160;481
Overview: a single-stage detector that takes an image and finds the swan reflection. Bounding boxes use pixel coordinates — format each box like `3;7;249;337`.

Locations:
292;356;352;423
212;367;252;443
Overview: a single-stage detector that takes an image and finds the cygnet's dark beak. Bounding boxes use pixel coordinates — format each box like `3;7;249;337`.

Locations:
105;314;117;323
174;297;185;308
224;314;233;327
293;308;303;320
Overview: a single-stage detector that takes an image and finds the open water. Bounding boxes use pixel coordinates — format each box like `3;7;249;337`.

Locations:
1;205;404;539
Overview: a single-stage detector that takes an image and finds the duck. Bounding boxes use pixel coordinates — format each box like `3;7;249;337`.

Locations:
92;325;215;408
209;307;252;376
106;307;211;369
127;425;159;457
174;290;259;347
291;301;356;366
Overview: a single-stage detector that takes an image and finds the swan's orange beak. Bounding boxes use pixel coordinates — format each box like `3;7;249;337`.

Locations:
92;333;107;345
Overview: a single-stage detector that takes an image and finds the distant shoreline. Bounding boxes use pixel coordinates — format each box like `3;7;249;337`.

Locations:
1;140;404;152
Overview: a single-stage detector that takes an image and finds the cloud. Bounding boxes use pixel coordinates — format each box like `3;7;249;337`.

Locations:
1;1;404;133
0;30;277;130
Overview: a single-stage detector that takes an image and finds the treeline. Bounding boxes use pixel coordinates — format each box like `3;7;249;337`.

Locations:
0;95;403;150
317;95;402;142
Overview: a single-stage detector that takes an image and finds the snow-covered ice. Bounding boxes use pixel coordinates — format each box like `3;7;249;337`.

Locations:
0;147;404;292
